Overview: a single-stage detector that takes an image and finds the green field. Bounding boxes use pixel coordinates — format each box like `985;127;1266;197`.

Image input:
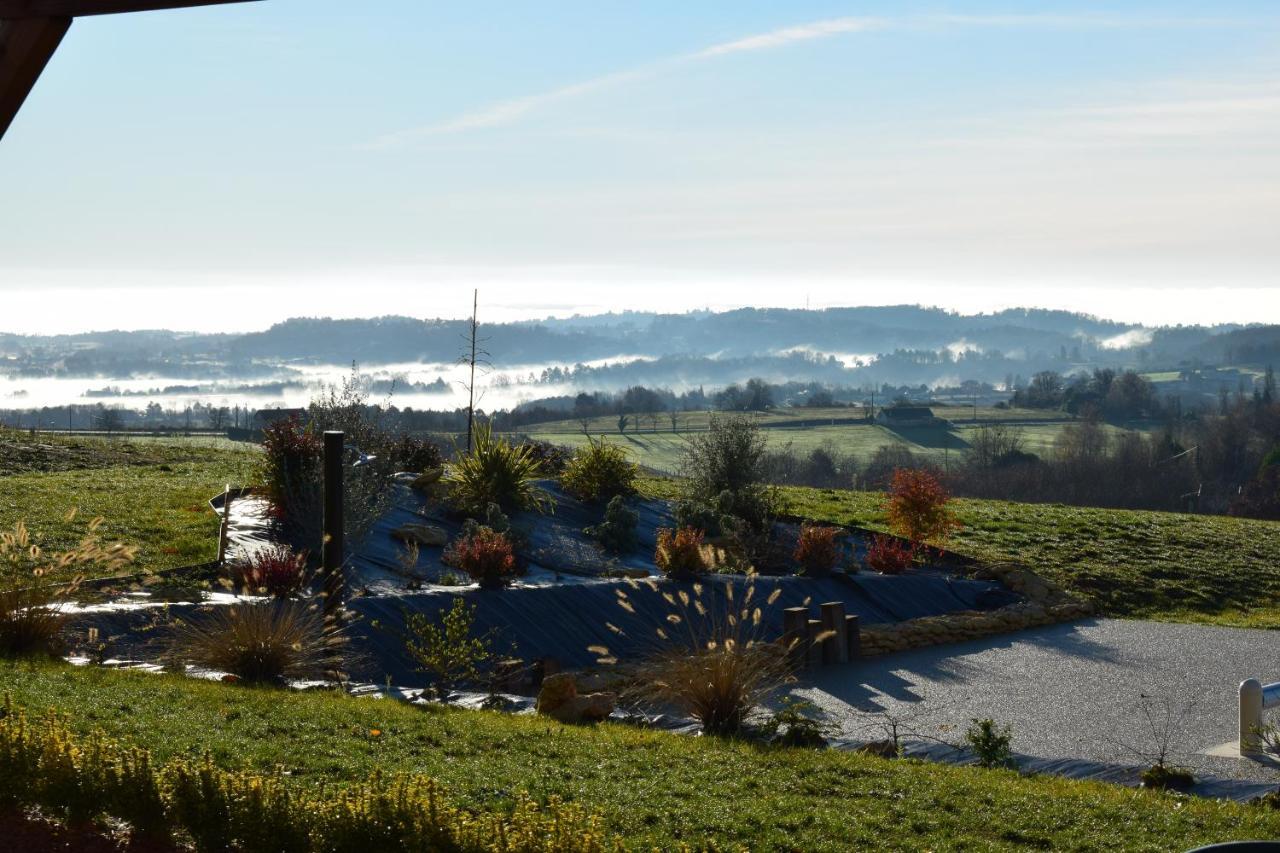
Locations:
5;660;1280;851
523;408;1144;474
641;477;1280;629
0;431;259;582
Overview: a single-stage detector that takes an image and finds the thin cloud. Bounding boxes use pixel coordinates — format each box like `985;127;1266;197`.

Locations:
369;12;1266;147
692;17;881;59
368;15;882;147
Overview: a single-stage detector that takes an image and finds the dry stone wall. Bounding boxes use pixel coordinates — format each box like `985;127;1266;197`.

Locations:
859;563;1094;656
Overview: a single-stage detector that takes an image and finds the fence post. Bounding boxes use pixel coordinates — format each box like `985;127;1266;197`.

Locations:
216;484;233;568
1241;678;1264;755
322;431;345;616
783;607;809;669
845;614;861;660
806;619;824;668
820;601;848;665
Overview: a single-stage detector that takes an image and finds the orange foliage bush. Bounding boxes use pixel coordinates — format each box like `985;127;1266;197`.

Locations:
444;527;518;589
885;467;959;545
655;527;708;580
864;534;916;574
792;523;840;577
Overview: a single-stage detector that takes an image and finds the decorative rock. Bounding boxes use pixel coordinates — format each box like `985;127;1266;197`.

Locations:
411;468;445;491
536;672;578;714
391;523;449;547
549;691;617;724
536;673;616;723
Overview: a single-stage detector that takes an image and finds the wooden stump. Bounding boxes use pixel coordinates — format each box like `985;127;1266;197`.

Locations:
820;601;848;665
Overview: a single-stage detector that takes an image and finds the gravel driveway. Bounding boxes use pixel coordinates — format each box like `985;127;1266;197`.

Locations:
793;618;1280;786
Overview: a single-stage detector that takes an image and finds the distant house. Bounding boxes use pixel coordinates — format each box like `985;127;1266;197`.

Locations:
875;406;940;428
253;408;306;427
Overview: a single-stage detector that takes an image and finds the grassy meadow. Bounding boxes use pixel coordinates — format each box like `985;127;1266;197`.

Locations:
0;430;259;582
520;406;1150;474
5;660;1280;851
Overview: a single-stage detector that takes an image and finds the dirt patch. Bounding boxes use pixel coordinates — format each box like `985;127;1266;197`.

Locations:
0;436;168;475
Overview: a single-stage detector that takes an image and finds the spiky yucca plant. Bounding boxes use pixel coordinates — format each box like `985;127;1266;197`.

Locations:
447;421;550;516
0;514;136;657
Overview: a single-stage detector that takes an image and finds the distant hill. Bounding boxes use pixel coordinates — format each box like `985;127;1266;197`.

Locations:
1194;325;1280;365
0;306;1261;390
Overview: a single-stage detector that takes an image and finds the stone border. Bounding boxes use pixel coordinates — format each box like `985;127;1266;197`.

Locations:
860;563;1095;656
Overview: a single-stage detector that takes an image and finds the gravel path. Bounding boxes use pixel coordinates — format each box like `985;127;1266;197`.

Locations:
793;618;1280;784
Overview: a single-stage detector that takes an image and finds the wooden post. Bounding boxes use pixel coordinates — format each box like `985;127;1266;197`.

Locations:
782;606;808;669
216;483;233;567
322;431;344;616
820;601;848;665
806;619;824;668
846;614;861;660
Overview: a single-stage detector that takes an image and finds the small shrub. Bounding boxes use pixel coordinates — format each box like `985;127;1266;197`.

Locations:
680;414;777;531
864;534;916;574
230;545;306;597
673;492;731;537
655;527;708;580
517;439;571;476
377;433;444;473
886;467;959;545
447;422;550;516
443;527;518;589
401;597;494;690
585;495;639;554
792;523;840;577
1139;762;1195;791
761;697;833;748
965;718;1014;769
465;502;529;554
560;437;639;503
171;601;343;684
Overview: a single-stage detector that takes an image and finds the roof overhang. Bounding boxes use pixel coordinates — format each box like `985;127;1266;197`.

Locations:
1;0;258;140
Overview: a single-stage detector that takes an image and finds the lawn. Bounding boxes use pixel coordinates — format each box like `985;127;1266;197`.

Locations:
524;415;1148;475
670;478;1280;629
3;660;1279;851
0;433;259;582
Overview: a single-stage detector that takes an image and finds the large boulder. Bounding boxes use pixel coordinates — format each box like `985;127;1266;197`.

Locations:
536;673;616;723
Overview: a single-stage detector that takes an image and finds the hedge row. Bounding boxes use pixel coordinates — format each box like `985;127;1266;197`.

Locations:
0;696;619;852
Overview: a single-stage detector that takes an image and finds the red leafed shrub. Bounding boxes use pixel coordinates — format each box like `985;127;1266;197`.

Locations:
231;545;306;597
444;527;518;589
258;416;323;512
792;523;840;577
885;467;959;546
655;527;708;580
864;534;916;574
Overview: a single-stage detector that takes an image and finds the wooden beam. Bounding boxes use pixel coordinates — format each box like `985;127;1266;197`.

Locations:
0;1;256;18
0;14;70;140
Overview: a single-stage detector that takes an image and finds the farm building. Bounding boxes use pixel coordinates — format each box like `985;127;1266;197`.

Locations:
875;405;942;427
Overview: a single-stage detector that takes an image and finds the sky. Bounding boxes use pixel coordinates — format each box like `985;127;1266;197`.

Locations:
2;0;1279;333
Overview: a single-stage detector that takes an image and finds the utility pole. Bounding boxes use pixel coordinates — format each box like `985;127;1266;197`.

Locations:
465;289;478;453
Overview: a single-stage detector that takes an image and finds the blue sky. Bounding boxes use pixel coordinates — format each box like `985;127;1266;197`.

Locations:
2;1;1279;331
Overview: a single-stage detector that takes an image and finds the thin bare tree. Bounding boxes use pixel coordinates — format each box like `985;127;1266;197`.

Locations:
457;289;491;453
